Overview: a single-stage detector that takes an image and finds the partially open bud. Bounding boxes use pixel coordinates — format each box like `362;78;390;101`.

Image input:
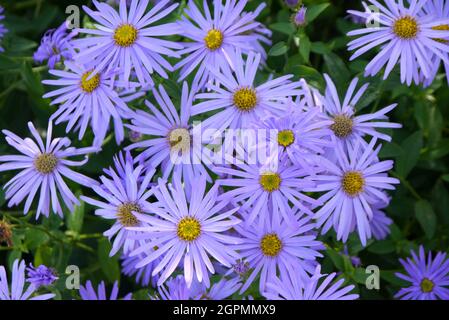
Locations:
0;219;13;247
292;6;307;27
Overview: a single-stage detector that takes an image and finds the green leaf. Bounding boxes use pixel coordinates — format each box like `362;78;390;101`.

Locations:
414;200;436;239
442;174;449;182
306;3;331;23
97;238;120;283
396;131;423;178
326;247;344;271
268;42;288;56
299;33;311;63
352;268;368;285
292;65;324;89
34;246;54;267
368;240;395;254
323;52;350;90
269;22;295;36
66;195;85;233
24;228;50;251
381;270;409;287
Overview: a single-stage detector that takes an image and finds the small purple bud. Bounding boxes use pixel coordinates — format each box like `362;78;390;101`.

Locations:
293;6;307;27
128;130;142;142
284;0;300;8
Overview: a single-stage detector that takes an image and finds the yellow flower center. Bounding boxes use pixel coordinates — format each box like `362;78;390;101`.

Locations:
393;16;419;39
204;29;224;51
81;71;101;93
177;217;201;242
420;278;434;293
431;24;449;43
114;23;138;47
34;153;58;174
331;114;353;138
260;233;282;257
342;171;365;197
277;129;295;147
233;87;257;112
168;128;191;153
117;202;141;227
259;172;281;192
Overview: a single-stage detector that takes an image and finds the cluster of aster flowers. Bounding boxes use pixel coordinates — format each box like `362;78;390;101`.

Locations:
1;0;449;301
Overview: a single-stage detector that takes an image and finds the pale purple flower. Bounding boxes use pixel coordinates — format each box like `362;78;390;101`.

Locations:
153;275;241;300
121;251;160;287
73;0;182;86
370;199;393;240
215;155;319;224
34;23;77;68
418;0;449;86
321;74;401;145
81;152;156;256
0;121;98;218
263;265;359;300
347;0;449;85
234;209;323;294
129;175;242;288
126;82;211;195
79;280;132;300
0;260;55;300
310;138;400;246
43;62;139;146
192;50;302;132
175;0;270;89
395;246;449;300
257;104;332;173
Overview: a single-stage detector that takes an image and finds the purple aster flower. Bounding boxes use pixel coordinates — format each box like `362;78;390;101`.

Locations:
197;277;241;300
151;274;204;300
26;264;58;288
321;74;401;145
293;6;307;27
81;152;156;256
79;280;132;300
370;199;393;240
153;275;241;300
257;103;332;173
121;251;160;287
0;6;7;53
129;175;242;288
0;260;55;300
263;265;359;300
192;50;302;132
73;0;182;86
234;208;323;294
43;62;138;146
418;0;449;86
33;23;77;69
215;154;319;224
310;138;399;246
395;246;449;300
0;121;98;218
347;0;449;85
126;82;211;194
175;0;270;90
